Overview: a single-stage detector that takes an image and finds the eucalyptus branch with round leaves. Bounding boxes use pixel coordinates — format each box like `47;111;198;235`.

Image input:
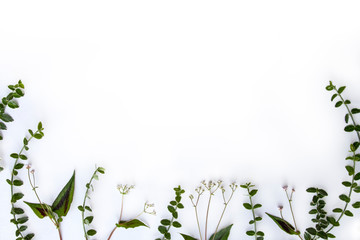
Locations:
156;186;185;240
107;184;155;240
78;166;105;239
181;180;237;240
241;183;264;240
7;122;44;240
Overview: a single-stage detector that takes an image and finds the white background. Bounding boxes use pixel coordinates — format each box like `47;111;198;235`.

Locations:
1;1;360;239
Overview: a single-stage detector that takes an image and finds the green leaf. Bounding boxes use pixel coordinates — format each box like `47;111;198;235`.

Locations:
116;219;148;229
339;194;350;203
345;114;349;123
253;204;262;209
97;167;105;174
11;192;24;203
84;216;94;224
180;233;198;240
13;179;23;186
335;101;343;108
7;100;19;109
352;108;360;114
249;189;258;196
24;202;50;219
344;125;355;132
161;219;171;225
209;224;233;240
306;187;317;193
243;203;252;210
0;113;14;122
0;121;6;130
87;229;97;236
51;171;75;217
17;216;29;224
332;208;342;213
345;165;354;175
266;212;299;235
331;94;337;101
24;233;35;240
344;210;353;217
338;86;346;94
317;231;328;239
158;226;167;234
172;221;181;228
352;202;360;208
246;230;255;236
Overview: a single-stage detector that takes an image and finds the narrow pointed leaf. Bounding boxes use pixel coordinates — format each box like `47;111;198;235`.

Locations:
116;219;148;229
51;171;75;217
209;224;233;240
266;212;299;235
24;201;50;219
180;233;198;240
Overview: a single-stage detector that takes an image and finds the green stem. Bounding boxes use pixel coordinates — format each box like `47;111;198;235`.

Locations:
204;193;212;240
81;168;98;240
10;134;34;239
211;190;235;240
249;190;258;239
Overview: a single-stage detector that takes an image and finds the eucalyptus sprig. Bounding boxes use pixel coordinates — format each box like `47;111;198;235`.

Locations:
156;186;185;240
181;180;237;240
24;169;76;240
78;166;105;239
7;122;44;240
0;80;25;172
107;184;155;240
241;183;264;240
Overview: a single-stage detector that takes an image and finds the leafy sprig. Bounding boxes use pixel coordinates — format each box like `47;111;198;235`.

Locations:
241;183;264;240
0;80;25;172
156;186;185;240
7;122;44;240
78;166;105;239
304;188;332;239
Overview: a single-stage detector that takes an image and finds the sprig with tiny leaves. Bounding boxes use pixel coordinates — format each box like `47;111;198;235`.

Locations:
7;122;44;240
107;184;155;240
156;186;185;240
78;166;105;239
0;80;25;172
304;188;332;239
241;183;264;240
0;80;25;140
306;81;360;239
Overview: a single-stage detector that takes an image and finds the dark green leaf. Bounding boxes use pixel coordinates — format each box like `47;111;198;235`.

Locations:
12;207;24;214
352;202;360;208
246;230;255;236
158;226;167;234
306;187;317;193
0;113;14;122
317;231;328;239
84;216;94;224
344;210;353;217
11;193;24;203
87;229;97;236
345;165;354;175
51;171;75;217
335;101;343;108
338;86;346;94
24;233;35;240
0;121;6;130
344;125;355;132
253;204;262;209
332;208;342;213
331;94;337;101
116;219;148;229
24;202;50;219
17;216;28;224
209;224;233;240
266;212;298;235
243;203;252;210
13;179;23;186
161;219;171;226
14;163;24;169
352;108;360;114
249;189;258;196
172;221;181;228
180;233;198;240
339;194;350;203
345;114;349;123
7;100;19;109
